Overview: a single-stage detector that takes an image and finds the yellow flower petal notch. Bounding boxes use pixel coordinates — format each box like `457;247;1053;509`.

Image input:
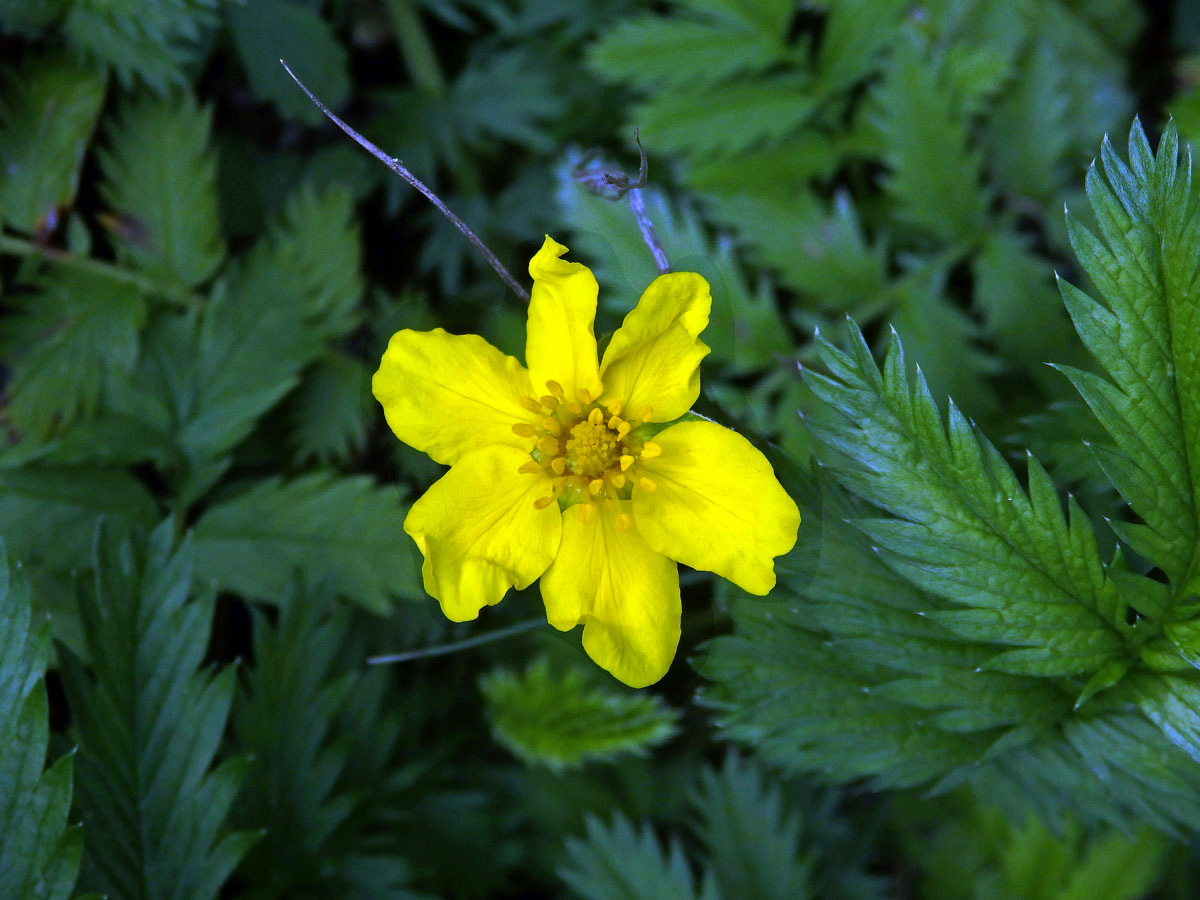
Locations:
373;235;800;687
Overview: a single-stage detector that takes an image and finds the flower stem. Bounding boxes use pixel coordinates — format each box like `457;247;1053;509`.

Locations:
366;617;545;665
629;187;669;274
280;59;531;303
0;234;201;308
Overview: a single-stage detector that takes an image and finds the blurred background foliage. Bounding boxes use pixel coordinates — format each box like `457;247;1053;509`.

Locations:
2;0;1199;898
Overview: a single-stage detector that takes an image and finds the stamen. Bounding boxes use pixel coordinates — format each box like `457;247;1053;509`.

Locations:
551;457;566;475
611;473;626;489
608;414;625;430
512;423;537;437
588;407;604;426
578;387;593;405
543;418;561;434
638;477;657;493
519;396;543;414
518;460;542;474
588;479;604;496
533;495;554;509
620;455;635;471
606;399;623;416
577;503;595;524
538;436;560;455
616;421;631;439
616;513;632;532
540;395;559;409
640;441;662;459
546;380;565;398
566;401;583;415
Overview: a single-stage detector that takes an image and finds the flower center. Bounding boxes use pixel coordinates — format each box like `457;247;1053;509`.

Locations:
511;379;661;526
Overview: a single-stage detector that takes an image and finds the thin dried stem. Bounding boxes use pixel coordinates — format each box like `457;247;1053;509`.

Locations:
280;59;531;303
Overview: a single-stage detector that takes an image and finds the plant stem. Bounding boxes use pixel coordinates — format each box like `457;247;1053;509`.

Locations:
0;234;202;308
366;617;544;665
280;59;531;303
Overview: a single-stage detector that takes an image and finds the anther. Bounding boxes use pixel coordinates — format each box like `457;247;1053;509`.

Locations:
546;380;565;398
639;477;658;493
616;422;631;439
620;455;635;471
519;396;543;414
606;399;623;416
577;503;595;524
608;414;625;430
638;406;653;421
533;495;554;510
640;441;662;459
566;401;583;415
543;418;561;434
518;460;542;474
540;395;559;409
538;436;560;455
512;423;537;437
611;473;626;488
551;457;566;475
588;407;604;426
616;513;632;532
588;479;604;496
578;387;593;405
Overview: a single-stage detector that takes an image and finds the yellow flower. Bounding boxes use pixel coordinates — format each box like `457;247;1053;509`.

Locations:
372;236;800;687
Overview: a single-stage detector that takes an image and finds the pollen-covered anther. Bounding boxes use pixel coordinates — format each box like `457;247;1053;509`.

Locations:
550;457;566;475
566;400;583;415
620;455;635;472
588;479;604;496
611;473;626;489
540;395;559;410
533;495;555;510
543;418;561;434
578;387;593;405
640;441;662;459
512;423;537;437
639;476;658;493
546;379;565;399
606;399;623;416
518;396;543;414
588;407;604;426
517;460;542;474
538;436;560;455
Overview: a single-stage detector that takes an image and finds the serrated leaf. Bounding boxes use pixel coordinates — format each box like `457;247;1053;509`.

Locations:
61;521;255;900
0;544;84;900
192;473;421;613
227;0;349;124
64;0;218;92
1057;120;1200;597
690;754;814;900
98;92;225;288
285;352;372;465
814;0;908;97
869;36;988;241
0;53;106;233
560;815;717;900
0;269;147;439
480;657;680;771
0;0;68;33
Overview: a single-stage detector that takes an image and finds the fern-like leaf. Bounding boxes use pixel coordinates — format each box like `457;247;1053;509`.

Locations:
480;656;680;771
0;542;85;900
192;473;421;613
60;521;257;900
98;92;225;288
0;53;106;234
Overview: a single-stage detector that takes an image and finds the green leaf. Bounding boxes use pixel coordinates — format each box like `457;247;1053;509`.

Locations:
64;0;219;92
285;352;373;466
814;0;908;97
227;0;349;124
0;543;85;900
192;473;421;613
0;269;147;439
480;657;680;771
690;754;814;900
869;35;988;242
98;92;225;288
805;319;1127;677
61;521;257;900
560;815;717;900
0;0;68;34
1057;119;1200;597
0;53;106;233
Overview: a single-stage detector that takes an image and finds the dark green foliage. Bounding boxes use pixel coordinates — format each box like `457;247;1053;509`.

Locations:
232;590;422;900
0;543;85;900
60;522;257;900
701;121;1200;834
480;656;680;770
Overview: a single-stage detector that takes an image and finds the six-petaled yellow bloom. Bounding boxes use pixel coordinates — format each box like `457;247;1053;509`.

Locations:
372;236;800;687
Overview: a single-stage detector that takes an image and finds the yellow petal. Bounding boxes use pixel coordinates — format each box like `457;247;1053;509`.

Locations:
373;328;535;466
540;499;680;688
599;272;711;421
404;445;562;621
526;236;602;401
633;421;799;595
